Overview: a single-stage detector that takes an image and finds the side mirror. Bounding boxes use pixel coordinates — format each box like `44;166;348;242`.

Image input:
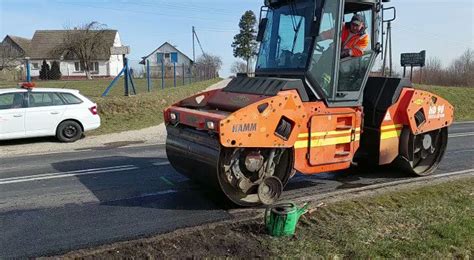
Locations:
256;18;268;42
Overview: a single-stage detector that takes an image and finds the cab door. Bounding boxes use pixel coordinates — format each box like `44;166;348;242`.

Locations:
332;7;378;105
308;112;356;166
335;53;375;103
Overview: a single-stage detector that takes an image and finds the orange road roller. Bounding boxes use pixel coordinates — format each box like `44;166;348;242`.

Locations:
164;0;454;206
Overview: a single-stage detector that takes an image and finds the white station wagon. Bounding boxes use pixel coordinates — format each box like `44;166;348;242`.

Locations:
0;84;100;142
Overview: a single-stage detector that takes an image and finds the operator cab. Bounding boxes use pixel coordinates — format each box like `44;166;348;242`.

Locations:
256;0;384;106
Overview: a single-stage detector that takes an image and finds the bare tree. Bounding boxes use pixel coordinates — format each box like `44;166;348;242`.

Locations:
456;49;473;86
414;49;473;87
195;53;223;79
421;57;443;85
230;60;247;74
53;22;110;80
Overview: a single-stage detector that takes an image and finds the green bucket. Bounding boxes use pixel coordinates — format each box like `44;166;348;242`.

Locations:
265;202;309;237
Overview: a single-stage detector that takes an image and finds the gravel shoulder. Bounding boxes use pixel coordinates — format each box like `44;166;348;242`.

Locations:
0;79;231;158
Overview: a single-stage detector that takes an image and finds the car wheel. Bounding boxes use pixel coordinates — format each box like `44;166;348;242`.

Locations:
56;120;83;143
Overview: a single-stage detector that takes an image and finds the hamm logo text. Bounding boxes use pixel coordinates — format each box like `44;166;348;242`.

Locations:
232;123;257;133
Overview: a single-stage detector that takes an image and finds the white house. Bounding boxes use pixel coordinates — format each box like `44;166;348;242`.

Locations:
27;30;124;79
140;42;193;77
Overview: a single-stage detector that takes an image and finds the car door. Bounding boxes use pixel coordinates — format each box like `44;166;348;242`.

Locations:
25;92;67;137
0;92;27;140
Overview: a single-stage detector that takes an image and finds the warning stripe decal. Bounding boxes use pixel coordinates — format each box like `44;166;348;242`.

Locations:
294;128;361;149
297;128;361;139
294;124;403;149
380;124;403;140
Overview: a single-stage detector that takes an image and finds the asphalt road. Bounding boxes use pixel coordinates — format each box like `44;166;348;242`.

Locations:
0;122;473;257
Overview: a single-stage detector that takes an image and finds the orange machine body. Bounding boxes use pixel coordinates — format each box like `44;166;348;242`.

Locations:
164;85;453;176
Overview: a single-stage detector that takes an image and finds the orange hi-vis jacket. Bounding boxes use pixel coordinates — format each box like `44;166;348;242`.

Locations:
341;24;369;57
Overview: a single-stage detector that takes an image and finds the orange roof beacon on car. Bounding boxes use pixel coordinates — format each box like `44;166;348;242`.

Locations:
18;82;36;89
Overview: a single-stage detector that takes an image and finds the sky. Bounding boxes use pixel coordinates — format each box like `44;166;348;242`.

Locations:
1;0;473;77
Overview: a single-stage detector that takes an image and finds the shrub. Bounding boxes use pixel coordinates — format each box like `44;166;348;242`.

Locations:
39;60;50;80
49;61;62;80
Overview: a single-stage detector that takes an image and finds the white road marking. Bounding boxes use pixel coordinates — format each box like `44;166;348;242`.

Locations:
0;165;139;185
449;132;474;138
153;162;171;166
141;190;178;196
431;169;474;177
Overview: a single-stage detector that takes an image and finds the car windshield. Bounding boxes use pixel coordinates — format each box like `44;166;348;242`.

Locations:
256;0;315;70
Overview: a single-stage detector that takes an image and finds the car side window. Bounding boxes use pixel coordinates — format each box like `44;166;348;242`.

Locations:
51;93;65;106
28;92;65;107
60;93;83;104
0;93;25;110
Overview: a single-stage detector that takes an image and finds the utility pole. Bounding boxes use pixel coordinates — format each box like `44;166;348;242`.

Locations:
192;26;196;62
382;21;393;77
388;21;393;77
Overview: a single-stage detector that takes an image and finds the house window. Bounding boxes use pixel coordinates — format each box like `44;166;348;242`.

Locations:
74;62;83;72
31;63;39;70
164;53;170;59
90;62;99;72
74;62;99;72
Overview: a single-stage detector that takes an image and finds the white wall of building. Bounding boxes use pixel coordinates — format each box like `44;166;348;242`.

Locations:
29;32;124;78
30;60;114;78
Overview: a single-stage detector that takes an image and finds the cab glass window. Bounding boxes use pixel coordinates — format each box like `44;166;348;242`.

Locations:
337;8;374;94
0;93;24;110
309;0;339;97
256;0;314;70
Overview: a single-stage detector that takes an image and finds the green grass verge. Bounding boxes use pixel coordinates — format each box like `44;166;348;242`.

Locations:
0;78;199;98
90;78;221;135
416;85;474;121
265;178;474;258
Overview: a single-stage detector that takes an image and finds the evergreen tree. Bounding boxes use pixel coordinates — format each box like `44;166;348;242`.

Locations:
49;61;62;80
231;10;258;73
39;60;50;80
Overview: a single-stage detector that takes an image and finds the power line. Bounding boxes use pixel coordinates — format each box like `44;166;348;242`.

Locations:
58;2;237;25
155;0;237;14
124;1;236;16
